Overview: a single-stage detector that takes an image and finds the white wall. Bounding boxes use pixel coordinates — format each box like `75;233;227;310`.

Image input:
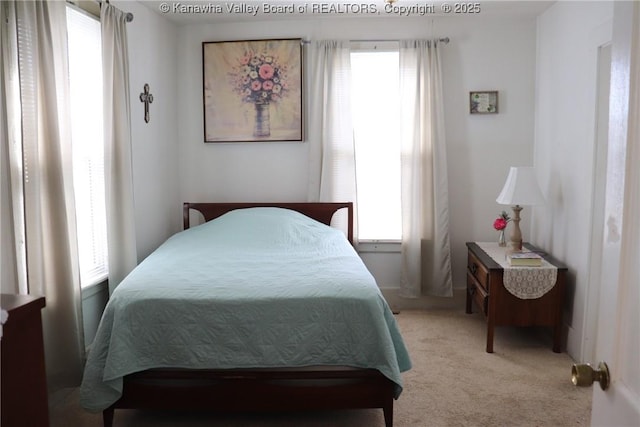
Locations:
442;15;538;294
175;15;538;307
115;0;181;261
532;1;614;359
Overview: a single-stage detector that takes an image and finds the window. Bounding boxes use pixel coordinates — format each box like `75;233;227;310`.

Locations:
351;45;402;241
66;6;108;287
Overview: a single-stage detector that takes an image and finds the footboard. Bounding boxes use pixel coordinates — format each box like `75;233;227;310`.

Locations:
103;368;394;427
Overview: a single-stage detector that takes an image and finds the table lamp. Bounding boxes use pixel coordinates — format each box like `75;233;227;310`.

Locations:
496;166;545;251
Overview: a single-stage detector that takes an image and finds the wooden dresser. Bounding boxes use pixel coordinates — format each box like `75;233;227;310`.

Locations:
465;242;567;353
1;294;49;427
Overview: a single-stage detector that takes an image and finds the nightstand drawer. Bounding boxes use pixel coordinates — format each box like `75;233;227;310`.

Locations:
467;276;488;315
467;251;489;292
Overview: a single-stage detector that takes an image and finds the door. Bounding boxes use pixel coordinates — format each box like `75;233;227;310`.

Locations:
589;2;640;425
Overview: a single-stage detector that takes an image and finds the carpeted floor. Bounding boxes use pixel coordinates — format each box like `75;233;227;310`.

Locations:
50;308;591;426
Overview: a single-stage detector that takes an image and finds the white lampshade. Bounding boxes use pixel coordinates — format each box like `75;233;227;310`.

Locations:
496;167;545;206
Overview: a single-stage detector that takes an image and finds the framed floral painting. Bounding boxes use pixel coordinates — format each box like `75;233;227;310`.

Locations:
202;38;303;142
469;90;498;114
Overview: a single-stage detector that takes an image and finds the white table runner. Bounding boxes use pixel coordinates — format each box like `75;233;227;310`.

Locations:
476;242;558;299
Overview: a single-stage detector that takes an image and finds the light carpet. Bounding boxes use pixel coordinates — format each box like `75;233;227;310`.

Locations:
50;308;591;426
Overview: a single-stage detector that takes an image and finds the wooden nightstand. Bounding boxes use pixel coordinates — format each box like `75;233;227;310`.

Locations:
1;294;49;427
465;242;567;353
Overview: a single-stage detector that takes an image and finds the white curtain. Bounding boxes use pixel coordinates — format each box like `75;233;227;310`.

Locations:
101;4;137;293
307;40;357;239
399;40;453;297
1;0;85;388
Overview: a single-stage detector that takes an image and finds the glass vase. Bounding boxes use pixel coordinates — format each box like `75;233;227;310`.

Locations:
254;102;271;137
498;229;506;247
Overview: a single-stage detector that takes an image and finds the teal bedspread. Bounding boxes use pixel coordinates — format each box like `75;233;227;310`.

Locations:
80;207;411;412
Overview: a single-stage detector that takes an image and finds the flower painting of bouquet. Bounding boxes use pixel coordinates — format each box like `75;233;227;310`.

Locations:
203;39;302;142
228;51;289;137
230;52;288;106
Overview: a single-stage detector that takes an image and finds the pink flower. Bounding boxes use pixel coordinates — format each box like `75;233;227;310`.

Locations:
493;210;511;230
250;80;262;91
493;218;507;230
239;53;252;65
258;64;275;79
262;80;274;91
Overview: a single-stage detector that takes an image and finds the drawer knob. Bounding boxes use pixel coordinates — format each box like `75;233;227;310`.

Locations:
470;263;478;275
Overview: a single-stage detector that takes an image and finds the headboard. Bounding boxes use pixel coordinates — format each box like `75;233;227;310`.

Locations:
183;202;354;244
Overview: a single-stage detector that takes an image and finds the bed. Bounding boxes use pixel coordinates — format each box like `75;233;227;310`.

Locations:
80;202;411;427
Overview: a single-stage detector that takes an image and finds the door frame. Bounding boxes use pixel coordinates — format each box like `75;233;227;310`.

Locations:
582;20;612;363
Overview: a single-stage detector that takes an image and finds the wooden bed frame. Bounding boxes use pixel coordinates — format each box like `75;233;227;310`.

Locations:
102;202;395;427
182;201;354;243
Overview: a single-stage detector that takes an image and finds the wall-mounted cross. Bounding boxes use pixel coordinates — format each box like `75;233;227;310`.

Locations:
139;83;154;123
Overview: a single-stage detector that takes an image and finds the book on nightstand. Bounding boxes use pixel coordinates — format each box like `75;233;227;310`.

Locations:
507;251;543;266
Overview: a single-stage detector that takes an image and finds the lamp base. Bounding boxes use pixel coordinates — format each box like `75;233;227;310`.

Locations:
510;205;523;251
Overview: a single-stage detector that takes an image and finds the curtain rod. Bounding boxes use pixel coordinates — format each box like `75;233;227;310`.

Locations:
102;0;134;22
301;37;450;45
65;0;133;22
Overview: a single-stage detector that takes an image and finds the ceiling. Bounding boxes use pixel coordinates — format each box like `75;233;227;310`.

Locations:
141;0;554;24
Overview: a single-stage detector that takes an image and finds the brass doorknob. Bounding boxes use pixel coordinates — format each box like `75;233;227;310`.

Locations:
571;361;610;391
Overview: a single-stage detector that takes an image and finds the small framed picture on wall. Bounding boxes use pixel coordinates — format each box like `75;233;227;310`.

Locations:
470;91;498;114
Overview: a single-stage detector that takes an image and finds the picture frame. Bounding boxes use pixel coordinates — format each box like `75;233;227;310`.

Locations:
202;38;303;142
470;91;498;114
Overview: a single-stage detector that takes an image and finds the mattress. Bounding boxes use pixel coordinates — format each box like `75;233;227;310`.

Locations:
80;207;411;412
